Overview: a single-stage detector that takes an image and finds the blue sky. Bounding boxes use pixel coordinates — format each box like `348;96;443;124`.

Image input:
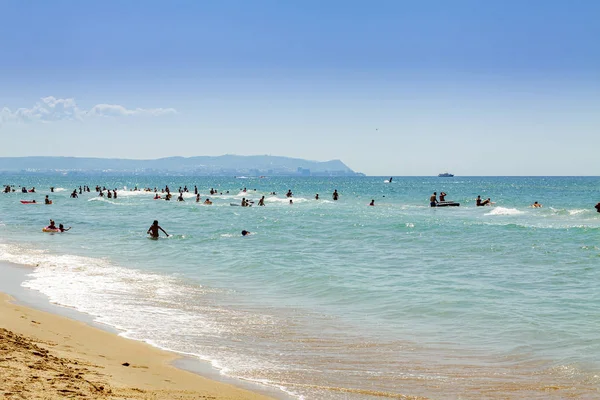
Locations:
1;0;599;175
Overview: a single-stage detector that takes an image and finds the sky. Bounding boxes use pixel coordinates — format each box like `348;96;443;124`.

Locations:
1;0;599;176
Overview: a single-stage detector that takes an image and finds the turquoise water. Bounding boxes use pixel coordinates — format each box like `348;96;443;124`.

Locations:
1;175;599;399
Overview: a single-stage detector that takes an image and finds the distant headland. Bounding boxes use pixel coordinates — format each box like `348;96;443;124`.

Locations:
0;155;364;177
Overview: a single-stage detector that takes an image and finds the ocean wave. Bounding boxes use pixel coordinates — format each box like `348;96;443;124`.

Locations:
0;242;288;395
485;207;524;216
86;197;126;206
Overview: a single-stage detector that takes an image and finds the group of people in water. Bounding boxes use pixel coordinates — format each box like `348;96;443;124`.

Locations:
5;182;600;238
429;192;546;208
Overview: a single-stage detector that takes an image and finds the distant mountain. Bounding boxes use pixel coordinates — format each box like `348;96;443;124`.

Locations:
0;155;363;176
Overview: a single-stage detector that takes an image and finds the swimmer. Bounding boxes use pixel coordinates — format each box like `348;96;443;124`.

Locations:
286;190;293;198
315;193;319;200
47;219;56;230
241;230;250;236
369;199;375;206
44;195;52;205
595;202;600;213
481;198;492;206
177;193;184;201
476;195;482;206
71;190;78;198
258;196;265;206
439;192;447;202
204;198;212;205
196;194;200;202
147;220;169;238
58;224;71;232
289;199;293;205
532;201;542;208
332;190;339;201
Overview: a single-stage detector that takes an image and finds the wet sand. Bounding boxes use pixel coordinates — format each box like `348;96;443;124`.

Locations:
0;291;274;400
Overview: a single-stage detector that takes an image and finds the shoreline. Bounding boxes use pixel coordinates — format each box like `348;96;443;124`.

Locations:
0;261;282;400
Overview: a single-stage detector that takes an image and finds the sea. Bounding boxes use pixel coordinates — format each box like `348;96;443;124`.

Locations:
1;175;599;399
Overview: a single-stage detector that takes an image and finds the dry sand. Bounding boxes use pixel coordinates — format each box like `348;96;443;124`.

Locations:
0;292;275;400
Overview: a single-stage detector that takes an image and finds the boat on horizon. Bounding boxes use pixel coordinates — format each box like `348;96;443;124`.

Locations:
438;172;454;177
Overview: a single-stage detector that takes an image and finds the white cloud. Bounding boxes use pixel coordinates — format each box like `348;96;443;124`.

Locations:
0;97;177;125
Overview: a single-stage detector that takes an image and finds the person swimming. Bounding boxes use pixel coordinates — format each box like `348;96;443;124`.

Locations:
286;190;293;198
242;230;250;236
532;201;542;208
204;198;212;205
147;220;169;238
45;195;52;204
595;202;600;213
58;224;71;232
369;199;375;206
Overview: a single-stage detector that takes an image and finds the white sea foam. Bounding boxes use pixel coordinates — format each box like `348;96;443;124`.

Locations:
485;207;524;216
53;187;66;192
265;196;310;204
0;242;284;393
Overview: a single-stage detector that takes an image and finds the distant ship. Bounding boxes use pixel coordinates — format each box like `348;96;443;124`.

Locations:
438;172;454;177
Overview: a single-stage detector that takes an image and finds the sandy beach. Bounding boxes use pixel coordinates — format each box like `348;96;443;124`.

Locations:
0;291;274;400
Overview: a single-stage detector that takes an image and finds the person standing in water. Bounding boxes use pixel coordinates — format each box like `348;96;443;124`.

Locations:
369;199;375;206
315;193;319;200
595;202;600;213
429;192;438;207
332;190;339;201
147;220;169;238
258;196;265;206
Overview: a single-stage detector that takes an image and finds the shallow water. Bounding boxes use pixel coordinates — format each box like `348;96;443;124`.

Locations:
1;176;599;399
